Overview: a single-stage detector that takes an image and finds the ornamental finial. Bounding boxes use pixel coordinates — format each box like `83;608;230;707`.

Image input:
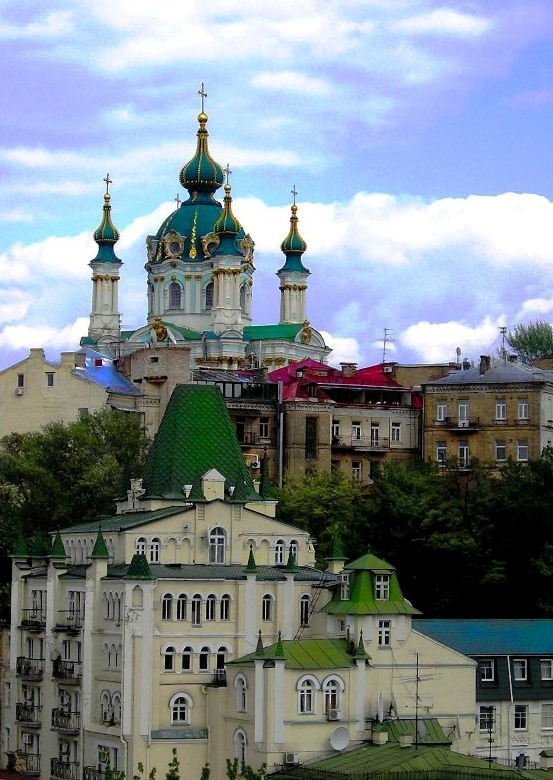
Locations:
291;184;298;206
223;163;232;186
103;173;112;196
198;82;207;113
175;193;181;209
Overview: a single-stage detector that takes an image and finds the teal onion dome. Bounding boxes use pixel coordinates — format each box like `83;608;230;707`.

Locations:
91;193;121;264
179;113;224;194
278;203;309;273
214;184;242;237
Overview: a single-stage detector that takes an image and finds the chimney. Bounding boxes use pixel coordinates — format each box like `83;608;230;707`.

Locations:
74;352;86;369
340;362;358;378
479;355;491;375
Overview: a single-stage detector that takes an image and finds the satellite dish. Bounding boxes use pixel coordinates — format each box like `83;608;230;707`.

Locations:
390;693;398;718
329;727;350;752
377;691;384;723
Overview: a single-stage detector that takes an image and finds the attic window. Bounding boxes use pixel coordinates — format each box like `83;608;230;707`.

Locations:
375;574;390;600
95;359;103;367
340;573;350;600
150;356;159;364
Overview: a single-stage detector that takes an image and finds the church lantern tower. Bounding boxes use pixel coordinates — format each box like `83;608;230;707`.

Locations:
277;189;310;324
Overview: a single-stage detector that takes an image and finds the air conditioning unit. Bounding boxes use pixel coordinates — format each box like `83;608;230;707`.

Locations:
16;387;24;396
327;709;340;721
383;366;393;374
284;753;299;765
245;454;261;469
22;733;33;745
250;460;260;469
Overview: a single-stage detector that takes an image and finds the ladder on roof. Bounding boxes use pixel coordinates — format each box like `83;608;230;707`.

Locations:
294;570;328;640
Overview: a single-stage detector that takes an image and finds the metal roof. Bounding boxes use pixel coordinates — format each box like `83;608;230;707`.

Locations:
415;619;553;655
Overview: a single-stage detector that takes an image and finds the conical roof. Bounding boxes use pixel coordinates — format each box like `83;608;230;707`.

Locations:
91;184;121;265
278;203;309;274
214;184;242;238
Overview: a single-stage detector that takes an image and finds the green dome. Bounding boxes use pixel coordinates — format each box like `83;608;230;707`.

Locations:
91;193;121;265
179;113;224;194
214;184;242;237
278;203;309;274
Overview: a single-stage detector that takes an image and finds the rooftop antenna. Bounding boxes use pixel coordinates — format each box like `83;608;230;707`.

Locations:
499;326;507;362
382;328;395;365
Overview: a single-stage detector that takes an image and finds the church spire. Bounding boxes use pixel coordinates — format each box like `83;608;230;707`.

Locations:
277;187;310;324
91;173;121;265
179;85;224;195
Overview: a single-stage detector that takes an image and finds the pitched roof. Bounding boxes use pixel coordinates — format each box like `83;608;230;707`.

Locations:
142;385;260;501
104;562;337;584
59;506;189;534
422;358;553;387
414;619;553;655
229;637;359;669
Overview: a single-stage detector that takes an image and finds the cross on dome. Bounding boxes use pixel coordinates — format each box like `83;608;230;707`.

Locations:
223;163;232;186
104;173;112;195
291;185;298;206
198;82;207;113
175;193;181;209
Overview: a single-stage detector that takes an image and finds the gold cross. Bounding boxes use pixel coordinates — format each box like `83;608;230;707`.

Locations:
198;82;207;113
291;185;298;205
224;163;232;185
103;173;112;195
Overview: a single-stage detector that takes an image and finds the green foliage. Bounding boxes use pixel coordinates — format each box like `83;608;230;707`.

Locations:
199;764;210;780
506;320;553;363
165;749;180;780
225;759;266;780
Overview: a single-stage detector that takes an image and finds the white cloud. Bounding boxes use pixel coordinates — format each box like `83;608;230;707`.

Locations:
0;290;33;324
401;316;505;362
0;233;93;285
252;71;331;96
518;297;553;317
0;318;89;352
395;8;490;37
321;332;362;366
0;10;73;40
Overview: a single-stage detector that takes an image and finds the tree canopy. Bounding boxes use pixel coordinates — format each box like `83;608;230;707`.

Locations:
506;320;553;363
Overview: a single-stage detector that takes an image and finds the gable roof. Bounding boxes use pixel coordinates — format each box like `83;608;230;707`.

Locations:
414;619;553;655
229;637;360;669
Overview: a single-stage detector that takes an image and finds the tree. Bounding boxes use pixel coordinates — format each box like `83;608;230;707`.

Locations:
506;320;553;363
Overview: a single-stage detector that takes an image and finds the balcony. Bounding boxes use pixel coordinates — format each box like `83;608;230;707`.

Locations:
16;752;40;775
332;435;391;452
16;703;42;727
211;668;227;686
16;657;44;680
239;432;273;447
84;768;106;780
51;759;80;780
54;611;84;634
19;609;46;631
53;659;82;685
51;709;81;734
435;416;480;432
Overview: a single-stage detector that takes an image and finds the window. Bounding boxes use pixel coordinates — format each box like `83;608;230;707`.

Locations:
518;399;529;420
323;677;343;715
391;423;401;443
352;421;361;440
234;730;246;765
458;441;469;468
378;619;391;647
162;594;173;621
199;647;210;671
495;400;506;420
458;401;469;426
205;282;214;310
480;659;495;681
305;417;318;459
262;594;273;621
216;646;227;670
191;595;202;626
274;539;285;565
542;704;553;730
235;675;247;712
513;659;528;681
289;540;298;562
112;693;121;723
351;461;362;480
150;538;160;563
517;441;528;462
436;402;447;422
259;417;270;439
541;659;553;680
46;372;54;387
220;594;231;621
370;422;380;446
205;594;216;621
332;419;341;439
136;537;146;556
163;646;176;672
100;691;112;722
340;573;350;600
514;704;528;730
436;441;447;465
240;284;247;314
495;440;506;462
176;594;187;621
209;527;226;563
375;574;390;601
300;595;310;627
168;282;182;309
170;693;192;725
182;647;193;672
298;678;316;714
17;373;24;389
479;706;494;731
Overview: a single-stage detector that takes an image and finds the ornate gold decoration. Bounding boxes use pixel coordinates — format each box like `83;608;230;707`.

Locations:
151;316;168;342
146;236;158;263
300;319;312;345
171;275;176;281
189;210;198;259
163;230;185;259
239;234;255;263
201;231;220;258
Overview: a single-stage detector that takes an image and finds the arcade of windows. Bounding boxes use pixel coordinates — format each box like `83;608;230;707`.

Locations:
136;527;229;564
162;645;228;674
161;593;231;623
296;675;345;716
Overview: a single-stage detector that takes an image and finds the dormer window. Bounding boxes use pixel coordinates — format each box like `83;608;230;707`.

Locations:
375;574;390;600
340;573;350;600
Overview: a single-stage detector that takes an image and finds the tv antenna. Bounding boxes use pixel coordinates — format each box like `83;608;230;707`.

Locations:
499;326;507;362
382;328;395;365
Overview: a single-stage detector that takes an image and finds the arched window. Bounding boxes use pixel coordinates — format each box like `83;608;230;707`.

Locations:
297;676;319;715
102;592;109;620
209;527;226;563
322;676;344;715
176;594;187;621
275;539;285;565
234;675;247;712
240;284;246;314
205;282;214;311
162;594;173;620
220;594;231;621
205;594;216;621
112;693;121;723
199;646;210;671
216;646;228;670
170;693;192;725
289;540;298;562
164;646;176;672
234;730;247;765
114;593;122;623
103;643;109;669
115;644;121;669
262;594;273;621
300;594;310;627
191;594;202;626
150;538;160;563
136;537;146;557
181;647;193;672
100;691;111;722
169;282;182;310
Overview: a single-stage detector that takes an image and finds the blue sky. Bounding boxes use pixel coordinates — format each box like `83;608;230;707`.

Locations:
1;0;553;370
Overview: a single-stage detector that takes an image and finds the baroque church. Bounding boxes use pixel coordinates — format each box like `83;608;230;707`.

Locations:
82;101;330;370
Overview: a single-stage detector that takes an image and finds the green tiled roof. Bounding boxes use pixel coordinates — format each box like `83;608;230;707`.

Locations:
49;532;67;560
384;718;449;745
142;385;260;501
90;527;109;559
13;534;29;557
59;506;190;534
126;553;154;579
244;324;303;342
230;637;360;668
103;562;337;583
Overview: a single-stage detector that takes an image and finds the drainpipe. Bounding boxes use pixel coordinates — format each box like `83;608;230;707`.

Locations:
278;381;284;488
507;655;513;762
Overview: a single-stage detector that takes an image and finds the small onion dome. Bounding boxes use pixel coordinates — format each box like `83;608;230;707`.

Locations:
179;112;224;194
91;193;121;264
278;203;309;273
214;183;242;237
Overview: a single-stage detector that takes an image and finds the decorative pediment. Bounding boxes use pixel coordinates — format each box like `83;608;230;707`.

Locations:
239;234;255;263
163;230;186;260
200;231;220;258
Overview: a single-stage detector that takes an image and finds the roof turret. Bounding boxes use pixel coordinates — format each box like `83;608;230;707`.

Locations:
49;532;67;561
90;525;109;560
91;174;121;265
278;196;309;274
214;182;242;238
179;112;224;195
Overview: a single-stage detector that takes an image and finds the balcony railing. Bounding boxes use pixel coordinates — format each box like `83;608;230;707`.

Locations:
20;609;46;631
54;610;84;633
16;657;44;680
435;416;480;430
239;432;273;446
15;703;42;726
211;668;227;685
51;709;81;734
53;659;82;684
16;752;40;775
51;759;80;780
332;435;391;450
84;768;106;780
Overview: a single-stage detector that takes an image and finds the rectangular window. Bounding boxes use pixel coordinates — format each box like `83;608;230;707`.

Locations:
351;461;361;480
458;441;469;468
340;573;350;600
46;372;54;387
235;417;246;444
513;658;527;680
370;422;380;446
332;419;341;439
518;400;529;420
436;402;447;422
495;440;506;462
480;659;495;681
517;441;529;461
495;400;506;420
541;659;553;680
542;704;553;730
514;704;528;730
479;706;494;731
458;401;469;427
305;417;318;459
17;373;24;388
378;619;391;647
436;441;447;465
391;423;401;443
352;421;361;440
259;417;270;440
375;574;390;600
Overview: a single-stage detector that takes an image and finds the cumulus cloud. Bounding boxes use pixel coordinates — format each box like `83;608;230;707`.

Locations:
0;318;90;352
0;233;93;285
0;11;73;40
0;290;33;324
252;71;331;96
321;332;362;366
394;8;490;37
401;316;505;362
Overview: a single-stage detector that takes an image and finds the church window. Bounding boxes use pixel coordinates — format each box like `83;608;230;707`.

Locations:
305;418;318;459
235;675;247;712
216;646;227;669
234;730;247;765
176;594;187;621
199;647;210;671
240;284;247;314
168;282;182;310
323;676;343;715
205;594;216;621
170;693;192;725
162;594;173;620
209;527;226;563
262;594;273;621
375;574;390;600
300;595;310;627
289;540;298;562
220;594;231;621
340;573;350;600
136;537;146;556
182;647;193;672
150;538;160;563
274;540;285;565
205;282;214;310
163;646;176;672
100;691;111;722
297;677;317;714
112;693;121;723
191;595;202;626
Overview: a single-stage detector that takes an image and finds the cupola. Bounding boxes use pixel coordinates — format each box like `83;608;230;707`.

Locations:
179;112;224;195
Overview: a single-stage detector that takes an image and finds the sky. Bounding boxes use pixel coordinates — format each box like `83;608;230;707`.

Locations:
1;0;553;371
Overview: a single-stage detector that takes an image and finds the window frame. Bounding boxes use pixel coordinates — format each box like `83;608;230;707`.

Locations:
297;676;318;715
513;658;528;681
542;703;553;730
479;705;494;732
517;440;529;462
541;658;553;681
514;704;528;731
209;527;226;564
170;693;192;725
220;594;231;621
518;399;529;420
480;659;495;682
262;594;273;621
300;594;310;627
150;538;160;563
436;402;447;422
495;400;507;420
161;593;173;621
375;574;390;601
377;619;391;647
391;422;401;443
495;440;506;462
176;594;187;621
